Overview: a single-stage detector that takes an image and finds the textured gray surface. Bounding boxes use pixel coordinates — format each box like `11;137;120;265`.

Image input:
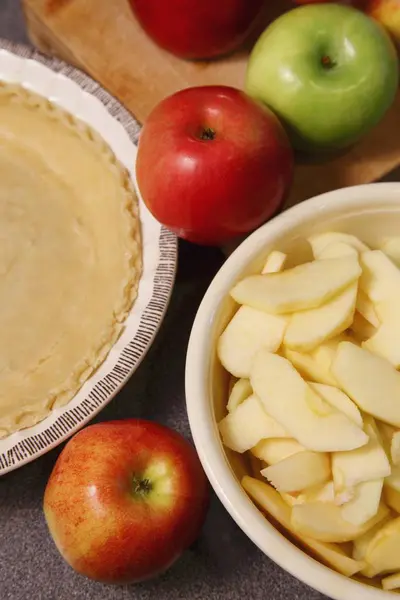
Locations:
0;2;382;600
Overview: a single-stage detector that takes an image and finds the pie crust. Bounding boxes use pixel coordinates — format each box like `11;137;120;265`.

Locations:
0;83;142;437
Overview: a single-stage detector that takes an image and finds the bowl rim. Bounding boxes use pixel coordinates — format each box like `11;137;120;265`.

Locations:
185;182;400;600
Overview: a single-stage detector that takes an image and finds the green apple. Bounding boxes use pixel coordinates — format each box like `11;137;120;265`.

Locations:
245;4;398;152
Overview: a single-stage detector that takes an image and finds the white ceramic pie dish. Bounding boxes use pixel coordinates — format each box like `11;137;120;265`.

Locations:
0;40;177;475
185;182;400;600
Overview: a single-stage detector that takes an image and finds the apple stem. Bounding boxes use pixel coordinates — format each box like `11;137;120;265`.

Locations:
199;127;216;141
132;477;153;498
321;55;335;70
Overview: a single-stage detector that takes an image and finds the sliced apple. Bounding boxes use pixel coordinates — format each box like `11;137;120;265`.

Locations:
363;321;400;368
308;382;363;427
340;479;383;527
364;516;400;576
295;482;335;505
352;514;393;561
359;249;400;304
251;350;368;452
349;312;377;343
291;499;389;543
283;348;337;386
227;378;252;413
218;394;289;454
378;422;400;466
308;232;369;258
332;341;400;427
283;284;357;352
242;476;366;577
218;305;286;378
230;255;361;314
261;451;330;493
382;572;400;591
261;250;287;274
379;237;400;268
251;438;305;465
385;464;400;492
310;333;353;372
331;416;391;491
384;486;400;513
356;289;380;327
317;241;359;260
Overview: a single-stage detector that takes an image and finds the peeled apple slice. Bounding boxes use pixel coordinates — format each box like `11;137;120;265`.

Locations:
308;232;369;258
380;237;400;268
356;289;380;327
283;284;357;352
382;572;400;591
262;250;287;274
308;382;363;427
317;241;359;259
291;500;389;543
350;312;377;343
283;348;337;386
331;416;390;491
251;350;368;452
352;514;393;561
384;486;400;513
377;422;400;466
227;378;252;413
230;255;361;314
218;305;286;378
332;341;400;427
339;479;383;527
261;450;330;493
241;476;366;577
252;438;305;465
363;321;400;368
218;394;290;453
359;249;400;304
310;334;353;372
385;464;400;492
364;516;400;576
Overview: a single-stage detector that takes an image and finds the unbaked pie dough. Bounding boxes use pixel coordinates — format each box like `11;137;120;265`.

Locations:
0;83;142;437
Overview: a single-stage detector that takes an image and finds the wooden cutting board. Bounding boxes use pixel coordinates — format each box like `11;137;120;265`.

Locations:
22;0;400;208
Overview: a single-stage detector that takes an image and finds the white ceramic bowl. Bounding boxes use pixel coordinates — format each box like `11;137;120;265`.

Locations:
185;183;400;600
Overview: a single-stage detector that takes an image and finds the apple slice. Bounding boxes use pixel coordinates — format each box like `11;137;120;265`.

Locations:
218;305;286;377
308;232;369;258
356;289;380;327
251;350;368;452
332;341;400;427
385;464;400;492
283;348;337;386
230;255;361;314
310;333;353;372
283;284;357;352
352;514;393;561
379;237;400;268
291;499;389;543
261;451;330;493
331;416;391;491
308;382;363;427
359;249;400;304
363;516;400;576
252;438;305;465
241;476;366;577
382;573;400;591
339;479;383;527
349;312;377;343
317;242;359;260
363;321;400;368
384;486;400;513
262;250;287;274
227;378;252;413
219;394;290;453
378;422;400;466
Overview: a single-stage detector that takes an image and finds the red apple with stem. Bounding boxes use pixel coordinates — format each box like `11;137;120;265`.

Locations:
136;86;294;246
44;420;209;583
129;0;264;60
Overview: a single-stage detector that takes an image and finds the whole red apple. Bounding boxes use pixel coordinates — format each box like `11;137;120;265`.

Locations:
43;420;209;583
136;86;293;246
129;0;264;60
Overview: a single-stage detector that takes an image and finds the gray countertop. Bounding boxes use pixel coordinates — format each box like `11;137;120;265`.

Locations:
1;2;394;599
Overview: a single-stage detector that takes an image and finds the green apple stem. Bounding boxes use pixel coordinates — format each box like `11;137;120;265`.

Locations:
321;55;336;70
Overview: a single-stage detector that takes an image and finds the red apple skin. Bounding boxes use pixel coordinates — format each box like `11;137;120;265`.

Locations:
43;420;210;584
136;86;294;246
364;0;400;44
129;0;264;60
